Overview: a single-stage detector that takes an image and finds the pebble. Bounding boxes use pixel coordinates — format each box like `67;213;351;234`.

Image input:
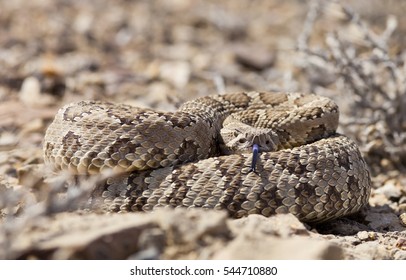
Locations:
234;44;275;71
374;180;402;201
19;76;54;107
19;76;41;105
214;235;343;260
395;238;406;250
0;132;18;147
364;208;404;232
357;231;377;241
352;242;391;260
230;213;309;238
393;250;406;260
159;61;191;89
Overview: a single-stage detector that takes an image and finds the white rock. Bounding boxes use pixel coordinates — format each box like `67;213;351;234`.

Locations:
19;76;54;107
160;61;190;89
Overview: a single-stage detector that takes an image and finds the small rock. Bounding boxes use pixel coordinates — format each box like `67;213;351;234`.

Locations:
11;212;160;260
19;76;54;107
395;238;406;250
17;164;45;189
375;180;402;201
222;214;341;259
229;214;309;238
19;76;41;104
357;231;377;241
364;205;404;231
155;208;230;245
73;11;93;34
369;232;378;240
357;231;369;241
234;44;275;71
214;235;343;260
393;250;406;260
352;242;391;259
369;192;388;207
0;132;18;147
159;61;191;88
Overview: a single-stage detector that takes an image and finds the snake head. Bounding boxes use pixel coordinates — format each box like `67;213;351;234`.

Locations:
219;122;280;154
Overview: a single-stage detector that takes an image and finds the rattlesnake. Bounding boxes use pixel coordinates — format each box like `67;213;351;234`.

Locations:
43;91;371;223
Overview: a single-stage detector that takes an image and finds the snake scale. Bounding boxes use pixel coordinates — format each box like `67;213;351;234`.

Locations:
43;91;371;223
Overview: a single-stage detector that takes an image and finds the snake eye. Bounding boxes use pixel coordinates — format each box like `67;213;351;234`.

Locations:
239;138;246;144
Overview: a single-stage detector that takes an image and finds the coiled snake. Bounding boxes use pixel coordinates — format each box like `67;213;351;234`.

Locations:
44;91;371;223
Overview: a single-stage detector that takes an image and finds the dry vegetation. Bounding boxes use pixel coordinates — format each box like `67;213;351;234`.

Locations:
299;0;406;176
0;0;405;259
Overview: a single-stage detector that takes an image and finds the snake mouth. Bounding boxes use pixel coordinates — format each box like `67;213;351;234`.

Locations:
220;123;280;154
251;133;277;152
234;133;277;152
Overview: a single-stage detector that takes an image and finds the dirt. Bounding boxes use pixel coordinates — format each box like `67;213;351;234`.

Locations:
0;0;405;259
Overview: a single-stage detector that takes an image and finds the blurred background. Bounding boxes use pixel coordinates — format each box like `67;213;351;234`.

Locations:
1;0;405;172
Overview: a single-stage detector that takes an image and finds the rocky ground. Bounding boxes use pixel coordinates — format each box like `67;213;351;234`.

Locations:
0;0;405;259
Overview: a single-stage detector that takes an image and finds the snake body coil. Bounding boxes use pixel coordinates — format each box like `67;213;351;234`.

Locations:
44;92;371;222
